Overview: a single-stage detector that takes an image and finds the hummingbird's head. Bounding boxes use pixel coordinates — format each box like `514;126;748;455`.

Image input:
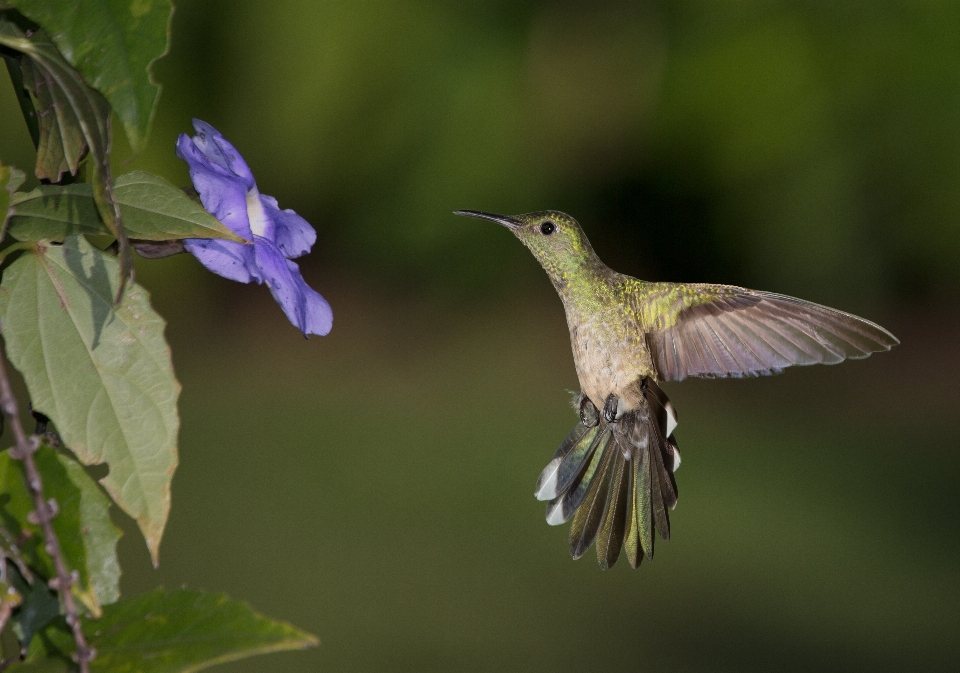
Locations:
453;210;598;285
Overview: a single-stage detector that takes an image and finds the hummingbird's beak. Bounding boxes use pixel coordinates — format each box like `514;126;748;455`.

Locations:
453;210;522;230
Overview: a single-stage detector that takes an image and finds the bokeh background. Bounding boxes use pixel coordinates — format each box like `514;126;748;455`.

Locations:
2;1;958;671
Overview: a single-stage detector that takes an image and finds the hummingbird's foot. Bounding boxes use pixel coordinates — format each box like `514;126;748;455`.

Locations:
578;396;599;427
603;394;620;423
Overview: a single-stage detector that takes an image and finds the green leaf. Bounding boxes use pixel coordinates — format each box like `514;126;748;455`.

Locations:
0;15;134;291
7;171;245;243
2;159;26;196
0;237;180;565
25;588;319;673
47;449;122;612
8;0;173;154
8;167;26;193
1;159;25;242
0;521;33;581
1;51;40;148
0;19;110;184
7;563;59;651
3;661;69;673
1;159;22;237
0;569;24;617
6;183;105;238
0;446;122;615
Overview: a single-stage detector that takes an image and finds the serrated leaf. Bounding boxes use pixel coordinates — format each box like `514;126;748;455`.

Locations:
9;0;173;154
7;171;244;243
0;237;179;565
0;446;121;615
24;588;319;673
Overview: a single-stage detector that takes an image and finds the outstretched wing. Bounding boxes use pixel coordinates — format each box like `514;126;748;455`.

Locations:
636;283;899;382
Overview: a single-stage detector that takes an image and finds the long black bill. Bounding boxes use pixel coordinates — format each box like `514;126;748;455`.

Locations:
453;210;521;230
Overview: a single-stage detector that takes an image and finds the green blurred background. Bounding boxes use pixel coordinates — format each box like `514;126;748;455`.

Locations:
2;1;958;671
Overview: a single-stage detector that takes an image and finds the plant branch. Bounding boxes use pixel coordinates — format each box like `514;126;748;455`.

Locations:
0;351;93;671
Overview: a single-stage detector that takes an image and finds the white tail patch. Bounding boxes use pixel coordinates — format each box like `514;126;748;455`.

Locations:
535;457;562;501
670;445;681;472
665;401;678;438
546;500;569;526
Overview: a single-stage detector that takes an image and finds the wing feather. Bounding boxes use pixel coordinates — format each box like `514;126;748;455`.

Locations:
644;285;898;381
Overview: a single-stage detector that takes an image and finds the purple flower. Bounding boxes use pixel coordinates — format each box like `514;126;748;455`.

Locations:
176;119;332;336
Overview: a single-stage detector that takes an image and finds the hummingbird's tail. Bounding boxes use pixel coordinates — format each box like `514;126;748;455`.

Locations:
534;379;680;569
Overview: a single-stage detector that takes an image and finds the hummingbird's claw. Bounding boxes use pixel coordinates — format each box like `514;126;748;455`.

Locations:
578;396;599;427
603;394;620;423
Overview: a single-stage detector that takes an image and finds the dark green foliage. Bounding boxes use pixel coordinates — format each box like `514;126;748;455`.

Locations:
0;237;180;565
0;446;120;615
20;589;317;673
0;3;319;670
7;0;173;154
7;172;243;243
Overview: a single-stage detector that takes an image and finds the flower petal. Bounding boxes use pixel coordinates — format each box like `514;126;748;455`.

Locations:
188;119;255;186
253;236;333;336
292;263;334;336
260;194;317;259
177;134;254;240
184;238;260;283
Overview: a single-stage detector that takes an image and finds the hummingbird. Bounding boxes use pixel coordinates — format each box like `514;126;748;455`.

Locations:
454;209;898;570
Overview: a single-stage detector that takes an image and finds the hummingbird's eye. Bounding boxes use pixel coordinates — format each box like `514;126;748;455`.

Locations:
540;221;557;235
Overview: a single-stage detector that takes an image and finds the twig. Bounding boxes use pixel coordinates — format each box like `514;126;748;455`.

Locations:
0;352;94;671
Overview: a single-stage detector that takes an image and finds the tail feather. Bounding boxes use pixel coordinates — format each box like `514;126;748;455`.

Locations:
635;440;655;563
538;377;681;568
554;427;606;499
534;423;600;501
647;427;671;542
624;452;644;568
545;430;611;525
665;437;681;506
569;444;616;559
595;451;630;569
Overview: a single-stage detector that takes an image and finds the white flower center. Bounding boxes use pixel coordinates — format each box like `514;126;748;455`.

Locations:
246;187;270;238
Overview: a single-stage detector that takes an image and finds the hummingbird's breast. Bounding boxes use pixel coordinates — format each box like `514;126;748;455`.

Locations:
564;298;655;412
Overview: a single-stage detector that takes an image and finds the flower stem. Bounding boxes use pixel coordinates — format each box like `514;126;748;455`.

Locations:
0;350;94;671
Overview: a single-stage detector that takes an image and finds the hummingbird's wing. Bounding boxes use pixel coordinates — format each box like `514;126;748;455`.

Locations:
638;283;899;381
